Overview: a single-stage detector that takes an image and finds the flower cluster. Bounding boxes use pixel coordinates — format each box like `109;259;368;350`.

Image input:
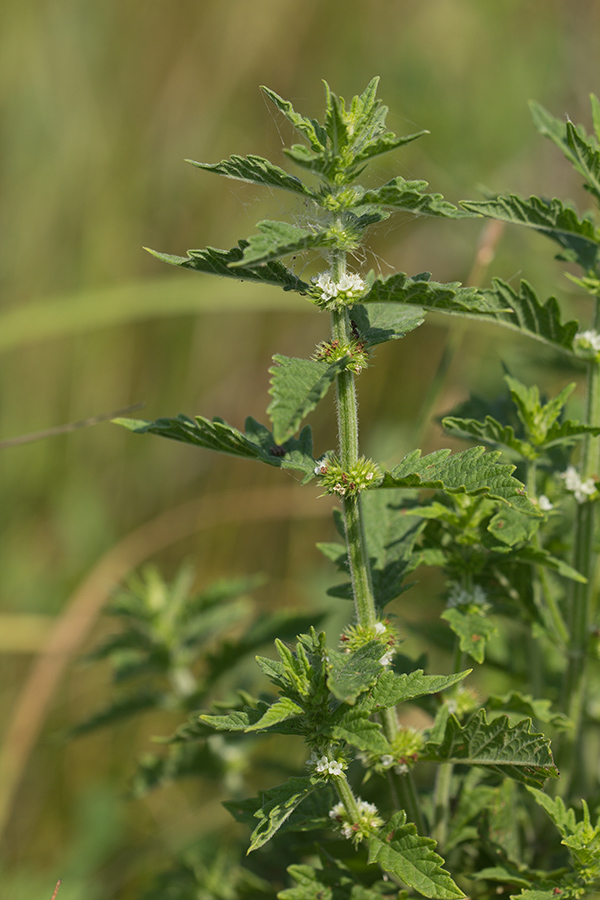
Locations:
340;619;400;667
329;799;383;842
311;271;367;311
561;465;597;504
313;337;370;375
306;751;347;778
575;329;600;357
444;685;480;718
313;455;382;498
358;726;424;776
446;582;489;610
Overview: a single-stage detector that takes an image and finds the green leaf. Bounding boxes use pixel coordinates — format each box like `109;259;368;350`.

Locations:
378;446;539;517
268;355;348;444
351;302;426;347
114;414;318;482
423;709;558;787
486;506;540;547
442;415;532;459
327;642;388;704
441;607;497;664
186;154;316;198
281;859;392;900
367;811;465;899
145;243;311;293
244;697;305;732
355;177;471;218
261;86;328;153
480;279;579;353
364;669;471;712
329;707;389;755
461;195;600;272
487;692;572;731
248;776;319;852
232;220;333;267
530;98;600;204
362;272;492;316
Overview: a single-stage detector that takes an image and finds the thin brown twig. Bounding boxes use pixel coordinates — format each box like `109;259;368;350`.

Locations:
50;881;62;900
0;403;144;450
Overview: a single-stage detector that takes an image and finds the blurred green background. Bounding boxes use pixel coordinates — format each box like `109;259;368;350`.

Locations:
1;1;599;897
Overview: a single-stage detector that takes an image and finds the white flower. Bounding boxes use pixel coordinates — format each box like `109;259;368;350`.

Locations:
576;330;600;353
380;754;395;768
313;273;338;301
446;582;488;609
328;799;383;841
561;466;596;503
337;272;366;294
311;754;345;776
374;622;386;635
538;495;553;511
314;457;328;476
379;649;395;666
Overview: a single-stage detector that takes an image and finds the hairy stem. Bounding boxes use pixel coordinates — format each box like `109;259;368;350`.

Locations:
561;297;600;795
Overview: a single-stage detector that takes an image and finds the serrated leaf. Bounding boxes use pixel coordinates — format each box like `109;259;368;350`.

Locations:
378;446;539;516
486;506;540;547
248;776;319;851
329;707;389;755
461;195;600;272
114;414;317;482
244;696;304;732
187;154;316;198
442;415;532;458
423;709;558;787
232;220;333;267
355;177;471;218
530;98;600;203
488;692;572;731
281;859;391;900
268;355;348;443
261;86;328;153
327;642;387;704
441;607;497;664
367;812;465;899
145;242;310;293
351;302;425;347
480;279;579;353
361;272;493;316
363;669;470;712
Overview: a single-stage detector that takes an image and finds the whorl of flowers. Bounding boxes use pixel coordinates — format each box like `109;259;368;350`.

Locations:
340;619;400;667
329;799;383;842
311;271;367;311
358;726;424;776
561;465;597;504
313;454;382;498
306;751;347;779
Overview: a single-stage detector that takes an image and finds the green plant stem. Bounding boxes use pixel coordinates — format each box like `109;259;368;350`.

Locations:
561;297;600;794
432;639;465;848
330;252;423;831
332;772;361;822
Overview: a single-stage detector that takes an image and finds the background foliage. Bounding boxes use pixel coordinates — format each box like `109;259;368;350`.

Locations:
1;2;599;898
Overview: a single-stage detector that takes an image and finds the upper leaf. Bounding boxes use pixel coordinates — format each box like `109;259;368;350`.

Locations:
355;176;472;219
362;669;471;713
423;709;559;787
327;641;388;704
378;446;539;516
351;302;426;348
361;272;494;316
145;242;311;293
186;154;316;198
268;355;348;444
530;97;600;205
262;80;428;185
230;220;334;267
114;414;318;482
367;811;465;899
475;279;579;354
461;194;600;272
